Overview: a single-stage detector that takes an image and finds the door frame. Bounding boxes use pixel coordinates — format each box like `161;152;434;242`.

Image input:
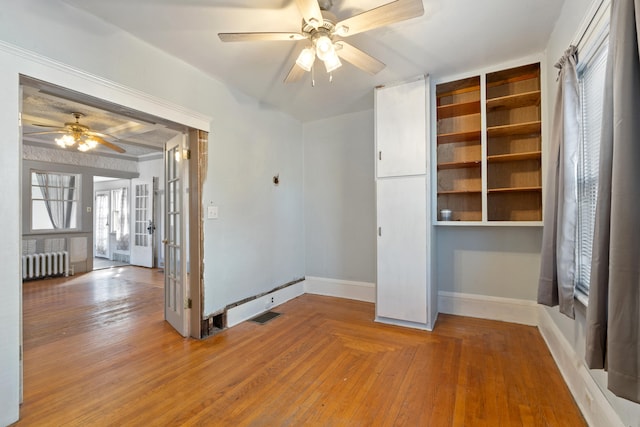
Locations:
187;129;205;339
8;43;212;423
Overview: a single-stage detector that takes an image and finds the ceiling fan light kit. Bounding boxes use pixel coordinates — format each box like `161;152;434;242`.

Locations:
218;0;424;84
26;112;126;154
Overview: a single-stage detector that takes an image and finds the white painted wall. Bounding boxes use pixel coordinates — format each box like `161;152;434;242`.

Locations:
0;1;304;423
303;110;376;283
543;0;640;425
436;227;542;300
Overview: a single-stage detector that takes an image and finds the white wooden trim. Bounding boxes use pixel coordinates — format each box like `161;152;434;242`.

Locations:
375;316;434;331
438;291;539;326
538;308;625;427
304;276;375;303
0;40;211;132
226;282;305;328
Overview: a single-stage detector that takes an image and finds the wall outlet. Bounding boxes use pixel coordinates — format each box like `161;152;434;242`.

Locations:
271;297;274;304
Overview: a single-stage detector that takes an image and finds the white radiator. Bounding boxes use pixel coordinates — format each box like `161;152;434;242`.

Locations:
22;251;69;280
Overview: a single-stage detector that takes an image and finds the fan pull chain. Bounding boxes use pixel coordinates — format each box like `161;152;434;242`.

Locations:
311;65;316;87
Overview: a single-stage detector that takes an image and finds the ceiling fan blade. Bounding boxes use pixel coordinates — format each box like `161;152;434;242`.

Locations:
86;130;115;140
294;0;324;28
335;41;385;75
219;32;306;42
24;130;67;136
93;136;126;154
335;0;424;37
284;63;306;83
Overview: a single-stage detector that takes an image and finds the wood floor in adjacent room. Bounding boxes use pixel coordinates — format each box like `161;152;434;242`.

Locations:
16;267;586;426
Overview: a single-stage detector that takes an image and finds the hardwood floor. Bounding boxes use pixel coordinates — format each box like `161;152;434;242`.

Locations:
16;267;586;426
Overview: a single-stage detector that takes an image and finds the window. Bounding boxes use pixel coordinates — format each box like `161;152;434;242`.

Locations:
31;171;80;231
575;23;609;295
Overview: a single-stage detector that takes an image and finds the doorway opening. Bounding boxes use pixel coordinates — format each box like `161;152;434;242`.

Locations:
20;75;206;340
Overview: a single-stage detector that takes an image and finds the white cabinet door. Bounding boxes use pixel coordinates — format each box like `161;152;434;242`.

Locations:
376;176;427;324
375;78;427;178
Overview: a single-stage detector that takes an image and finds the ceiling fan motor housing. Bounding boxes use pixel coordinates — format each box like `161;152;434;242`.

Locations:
302;10;337;38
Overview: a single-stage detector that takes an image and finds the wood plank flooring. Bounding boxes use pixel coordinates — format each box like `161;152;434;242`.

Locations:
16;267;586;426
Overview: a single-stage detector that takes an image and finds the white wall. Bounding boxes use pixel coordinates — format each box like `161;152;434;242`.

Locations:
303;110;376;283
436;227;542;300
203;106;304;313
543;0;640;425
0;1;304;424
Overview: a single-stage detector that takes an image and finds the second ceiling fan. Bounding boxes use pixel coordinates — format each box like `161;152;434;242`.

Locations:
218;0;424;83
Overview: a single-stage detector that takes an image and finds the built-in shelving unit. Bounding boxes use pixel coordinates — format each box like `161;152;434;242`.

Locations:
435;76;482;222
486;63;542;222
434;61;543;224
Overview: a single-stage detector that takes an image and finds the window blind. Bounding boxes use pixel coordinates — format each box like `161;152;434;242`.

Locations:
576;39;608;294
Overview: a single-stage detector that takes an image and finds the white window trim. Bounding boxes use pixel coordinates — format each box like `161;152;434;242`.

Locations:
30;169;81;233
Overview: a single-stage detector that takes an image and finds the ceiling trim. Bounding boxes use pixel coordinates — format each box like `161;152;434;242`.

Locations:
0;40;212;132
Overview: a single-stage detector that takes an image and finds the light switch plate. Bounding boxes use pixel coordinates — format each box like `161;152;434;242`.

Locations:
207;206;218;219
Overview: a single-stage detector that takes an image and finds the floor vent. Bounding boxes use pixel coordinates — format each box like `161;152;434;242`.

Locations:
250;311;281;324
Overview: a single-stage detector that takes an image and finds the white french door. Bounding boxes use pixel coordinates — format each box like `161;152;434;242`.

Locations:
94;190;110;258
164;134;188;336
130;179;154;268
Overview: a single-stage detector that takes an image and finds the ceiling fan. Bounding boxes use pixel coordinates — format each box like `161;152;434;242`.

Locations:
26;112;126;153
218;0;424;83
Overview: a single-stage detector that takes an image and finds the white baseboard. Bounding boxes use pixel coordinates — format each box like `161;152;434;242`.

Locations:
375;316;434;331
226;281;305;328
304;276;375;303
438;291;539;326
538;309;625;427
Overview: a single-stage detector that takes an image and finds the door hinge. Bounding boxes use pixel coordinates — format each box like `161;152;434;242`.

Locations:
18;112;22;127
186;298;192;309
378;151;382;161
183;149;191;160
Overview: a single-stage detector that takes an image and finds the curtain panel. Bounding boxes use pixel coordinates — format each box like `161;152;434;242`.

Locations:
537;46;580;318
35;172;75;229
586;0;640;404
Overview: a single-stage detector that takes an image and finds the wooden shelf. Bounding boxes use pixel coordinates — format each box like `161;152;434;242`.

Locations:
438;190;482;195
436;76;480;97
437;130;481;144
487;186;542;194
437;160;481;170
437;101;481;119
436;75;484;223
486;63;540;87
487;121;541;138
487;91;541;111
487;151;541;163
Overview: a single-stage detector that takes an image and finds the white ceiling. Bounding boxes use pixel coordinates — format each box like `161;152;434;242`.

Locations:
61;0;565;123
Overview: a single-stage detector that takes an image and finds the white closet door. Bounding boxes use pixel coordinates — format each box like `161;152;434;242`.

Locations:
375;78;426;178
376;175;427;324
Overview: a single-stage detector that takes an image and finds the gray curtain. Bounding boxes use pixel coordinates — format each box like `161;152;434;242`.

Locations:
35;172;76;229
586;0;640;404
537;46;580;318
